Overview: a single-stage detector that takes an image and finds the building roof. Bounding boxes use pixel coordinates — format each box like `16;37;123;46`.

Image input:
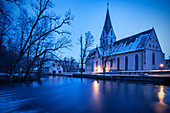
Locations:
87;28;154;58
111;28;153;53
87;48;96;59
43;61;57;68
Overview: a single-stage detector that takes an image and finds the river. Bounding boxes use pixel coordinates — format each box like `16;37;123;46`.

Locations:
0;76;170;113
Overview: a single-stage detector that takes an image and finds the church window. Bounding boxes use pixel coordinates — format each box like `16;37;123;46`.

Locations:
111;30;113;35
150;38;151;40
96;61;98;71
110;59;113;69
149;44;151;47
153;45;154;48
152;52;155;65
111;39;112;43
117;57;120;71
135;54;138;70
125;56;128;71
103;40;105;44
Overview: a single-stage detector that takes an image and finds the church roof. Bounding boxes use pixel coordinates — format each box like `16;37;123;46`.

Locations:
112;28;153;50
103;8;112;34
87;28;154;58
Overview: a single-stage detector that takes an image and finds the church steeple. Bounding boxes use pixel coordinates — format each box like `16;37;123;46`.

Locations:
100;3;116;47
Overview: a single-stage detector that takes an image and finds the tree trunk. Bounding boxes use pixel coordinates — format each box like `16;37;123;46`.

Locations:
37;52;46;79
0;34;3;56
81;60;83;75
80;35;83;75
103;68;105;75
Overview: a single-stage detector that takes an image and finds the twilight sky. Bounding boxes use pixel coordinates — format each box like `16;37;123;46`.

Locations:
53;0;170;61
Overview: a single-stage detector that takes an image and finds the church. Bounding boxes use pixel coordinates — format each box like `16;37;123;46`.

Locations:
85;5;165;73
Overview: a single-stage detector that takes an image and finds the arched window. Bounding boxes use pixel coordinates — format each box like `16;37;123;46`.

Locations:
111;30;113;35
117;57;120;71
96;60;98;71
111;39;112;43
135;54;138;70
125;56;128;70
110;59;113;69
103;40;105;44
152;52;155;65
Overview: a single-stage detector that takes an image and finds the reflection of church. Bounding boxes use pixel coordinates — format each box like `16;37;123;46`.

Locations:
85;4;165;72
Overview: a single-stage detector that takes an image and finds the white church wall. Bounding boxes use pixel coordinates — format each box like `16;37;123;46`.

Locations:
114;51;143;71
145;49;165;70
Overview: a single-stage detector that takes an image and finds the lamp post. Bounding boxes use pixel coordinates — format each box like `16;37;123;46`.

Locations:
96;67;98;72
159;63;164;75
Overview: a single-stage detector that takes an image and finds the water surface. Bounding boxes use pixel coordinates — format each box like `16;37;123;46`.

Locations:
0;76;170;113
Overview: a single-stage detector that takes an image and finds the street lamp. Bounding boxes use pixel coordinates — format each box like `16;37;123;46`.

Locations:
159;63;164;74
96;67;98;72
159;63;164;69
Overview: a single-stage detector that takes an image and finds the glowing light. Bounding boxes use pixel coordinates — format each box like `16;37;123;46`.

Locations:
158;85;165;105
93;80;99;100
93;81;99;88
96;66;102;72
159;63;164;69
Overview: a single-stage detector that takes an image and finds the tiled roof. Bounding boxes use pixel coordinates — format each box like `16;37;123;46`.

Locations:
111;28;153;54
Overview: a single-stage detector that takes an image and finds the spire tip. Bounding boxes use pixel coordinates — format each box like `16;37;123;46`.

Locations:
107;2;109;9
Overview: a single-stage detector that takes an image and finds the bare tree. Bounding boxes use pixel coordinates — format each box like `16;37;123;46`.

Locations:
61;57;78;72
8;0;73;80
79;31;94;74
0;2;12;55
100;43;114;75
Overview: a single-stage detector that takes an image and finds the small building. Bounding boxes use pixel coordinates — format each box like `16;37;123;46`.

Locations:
43;61;63;74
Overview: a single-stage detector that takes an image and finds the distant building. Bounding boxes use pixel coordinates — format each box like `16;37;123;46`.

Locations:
43;61;63;74
165;59;170;70
85;4;165;73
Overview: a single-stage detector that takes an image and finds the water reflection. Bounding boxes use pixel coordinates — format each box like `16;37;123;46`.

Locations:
0;77;170;113
153;85;170;113
93;80;99;101
158;85;166;105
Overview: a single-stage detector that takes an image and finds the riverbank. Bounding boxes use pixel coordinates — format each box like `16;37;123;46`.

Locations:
0;74;40;84
56;73;170;85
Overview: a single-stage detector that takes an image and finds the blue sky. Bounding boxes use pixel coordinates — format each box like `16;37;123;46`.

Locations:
53;0;170;61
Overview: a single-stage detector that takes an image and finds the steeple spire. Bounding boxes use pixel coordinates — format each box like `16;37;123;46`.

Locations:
107;2;109;9
104;7;112;34
100;3;117;47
